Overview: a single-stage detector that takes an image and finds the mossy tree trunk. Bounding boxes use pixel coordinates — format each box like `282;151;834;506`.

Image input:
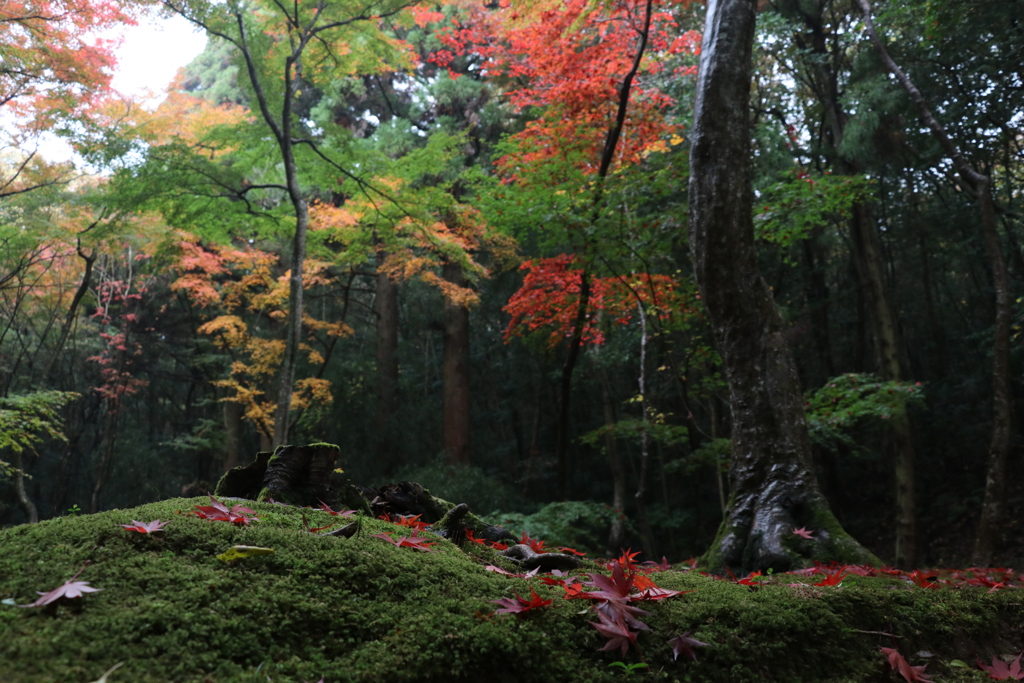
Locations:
688;0;877;573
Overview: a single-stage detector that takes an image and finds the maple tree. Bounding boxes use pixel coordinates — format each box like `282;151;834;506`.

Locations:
158;0;417;447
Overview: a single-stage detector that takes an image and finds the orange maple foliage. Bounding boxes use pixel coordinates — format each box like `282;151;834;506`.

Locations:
0;0;144;130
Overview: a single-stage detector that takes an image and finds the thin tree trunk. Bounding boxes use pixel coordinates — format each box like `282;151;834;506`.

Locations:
634;304;656;559
11;451;38;523
689;0;876;572
553;0;655;500
599;370;628;552
374;248;400;462
441;260;471;465
223;400;244;472
848;202;918;567
43;242;96;382
854;0;1012;568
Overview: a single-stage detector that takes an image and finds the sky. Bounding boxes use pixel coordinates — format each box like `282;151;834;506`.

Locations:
112;13;208;100
29;13;208;163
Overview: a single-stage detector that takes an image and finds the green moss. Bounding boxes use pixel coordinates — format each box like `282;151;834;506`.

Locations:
1;499;1022;682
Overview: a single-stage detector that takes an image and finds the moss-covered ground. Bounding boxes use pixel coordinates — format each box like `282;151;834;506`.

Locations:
1;498;1022;682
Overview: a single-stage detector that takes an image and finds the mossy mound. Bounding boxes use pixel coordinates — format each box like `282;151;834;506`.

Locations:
1;498;1022;682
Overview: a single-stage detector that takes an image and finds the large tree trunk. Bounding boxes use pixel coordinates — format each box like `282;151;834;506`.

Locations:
374;248;400;463
854;0;1012;568
441;260;471;465
689;0;877;573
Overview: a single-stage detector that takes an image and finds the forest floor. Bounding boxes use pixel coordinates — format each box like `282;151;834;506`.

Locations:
1;497;1022;683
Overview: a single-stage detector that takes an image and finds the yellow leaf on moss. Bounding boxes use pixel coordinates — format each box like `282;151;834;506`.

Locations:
217;546;275;564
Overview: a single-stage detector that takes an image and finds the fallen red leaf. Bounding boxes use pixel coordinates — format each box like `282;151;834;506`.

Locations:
978;654;1024;680
371;529;436;551
792;526;814;540
19;564;101;608
882;647;934;682
591;609;641;656
118;519;167;534
669;631;709;662
194;496;258;526
493;587;553;615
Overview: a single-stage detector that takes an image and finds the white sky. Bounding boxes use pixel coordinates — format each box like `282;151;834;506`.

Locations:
27;13;208;163
112;13;208;100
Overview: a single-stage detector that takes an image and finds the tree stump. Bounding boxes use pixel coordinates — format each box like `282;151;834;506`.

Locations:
214;443;368;512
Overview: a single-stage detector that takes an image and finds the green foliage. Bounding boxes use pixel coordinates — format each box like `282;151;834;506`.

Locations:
754;172;872;250
487;501;629;554
392;459;530;517
581;418;688;451
0;391;79;478
805;374;925;451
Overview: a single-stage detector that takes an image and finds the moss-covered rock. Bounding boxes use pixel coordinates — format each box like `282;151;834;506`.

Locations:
1;498;1022;682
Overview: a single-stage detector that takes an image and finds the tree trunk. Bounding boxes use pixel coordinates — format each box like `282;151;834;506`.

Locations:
689;0;877;573
441;260;471;465
11;451;38;524
598;371;628;553
848;202;918;567
784;0;920;567
223;400;244;472
854;0;1013;568
374;248;400;462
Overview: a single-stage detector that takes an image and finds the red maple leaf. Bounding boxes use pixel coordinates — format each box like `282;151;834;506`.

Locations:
317;502;356;517
908;569;940;589
493;587;553;615
465;530;487;545
19;564;101;608
792;526;814;540
301;513;336;534
118;519;167;534
813;567;849;587
519;531;547;553
371;529;436;551
669;632;709;662
194;496;258;526
978;654;1024;680
882;647;934;682
591;609;643;656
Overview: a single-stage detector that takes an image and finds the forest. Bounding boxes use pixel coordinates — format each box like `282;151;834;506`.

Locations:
0;0;1021;577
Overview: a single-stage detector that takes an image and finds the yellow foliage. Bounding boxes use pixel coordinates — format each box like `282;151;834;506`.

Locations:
198;316;248;347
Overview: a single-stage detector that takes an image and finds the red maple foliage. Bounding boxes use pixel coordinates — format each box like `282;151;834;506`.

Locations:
503;255;692;347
